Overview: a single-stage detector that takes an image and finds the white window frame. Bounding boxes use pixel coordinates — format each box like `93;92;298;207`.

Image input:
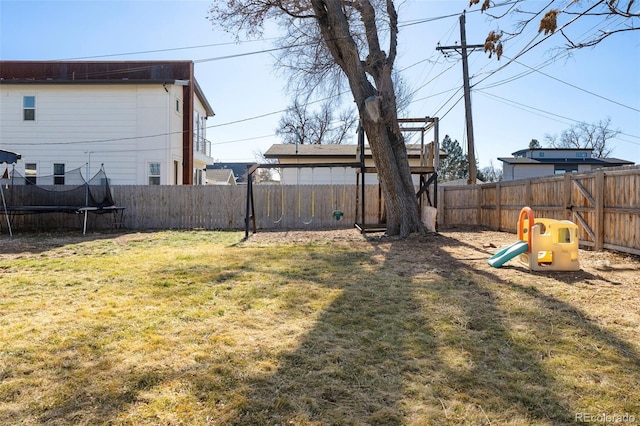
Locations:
23;95;36;121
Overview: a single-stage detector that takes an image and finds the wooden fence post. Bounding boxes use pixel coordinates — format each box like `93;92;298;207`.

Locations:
595;170;604;251
437;186;445;226
476;185;482;226
564;173;572;221
495;183;501;231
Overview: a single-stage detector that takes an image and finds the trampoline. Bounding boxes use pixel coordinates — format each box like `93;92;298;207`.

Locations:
1;159;124;236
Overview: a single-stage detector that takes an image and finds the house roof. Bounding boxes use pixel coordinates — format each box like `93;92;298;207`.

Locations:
498;157;633;166
206;162;254;182
0;60;215;116
206;169;236;185
511;147;593;156
263;143;447;159
264;144;357;158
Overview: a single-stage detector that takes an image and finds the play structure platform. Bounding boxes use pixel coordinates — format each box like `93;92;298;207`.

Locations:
488;207;580;271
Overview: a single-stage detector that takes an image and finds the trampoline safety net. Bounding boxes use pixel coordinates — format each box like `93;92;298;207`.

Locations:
1;165;116;211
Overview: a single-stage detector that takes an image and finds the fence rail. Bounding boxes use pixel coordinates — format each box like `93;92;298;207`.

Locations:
3;166;639;255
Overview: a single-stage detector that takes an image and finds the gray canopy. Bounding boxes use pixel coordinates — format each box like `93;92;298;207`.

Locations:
0;149;21;164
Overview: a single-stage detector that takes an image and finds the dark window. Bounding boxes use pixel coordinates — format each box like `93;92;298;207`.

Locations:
25;163;37;184
53;163;65;185
554;165;578;175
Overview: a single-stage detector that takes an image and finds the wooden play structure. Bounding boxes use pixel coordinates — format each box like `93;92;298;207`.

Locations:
244;117;441;237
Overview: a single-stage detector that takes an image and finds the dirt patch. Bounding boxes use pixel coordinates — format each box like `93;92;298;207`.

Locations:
245;226;640;287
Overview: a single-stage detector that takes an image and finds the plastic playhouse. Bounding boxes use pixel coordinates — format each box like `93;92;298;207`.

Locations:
488;207;580;271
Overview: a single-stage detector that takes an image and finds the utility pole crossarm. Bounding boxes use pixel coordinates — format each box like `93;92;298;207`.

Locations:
436;44;484;51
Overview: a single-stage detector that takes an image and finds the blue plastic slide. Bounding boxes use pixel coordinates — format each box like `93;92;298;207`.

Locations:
488;241;529;268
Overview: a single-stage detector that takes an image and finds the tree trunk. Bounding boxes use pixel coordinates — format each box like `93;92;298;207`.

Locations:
211;0;425;236
360;103;424;237
311;0;425;237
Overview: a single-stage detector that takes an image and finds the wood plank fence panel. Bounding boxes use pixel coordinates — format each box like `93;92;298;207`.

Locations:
530;177;565;220
494;181;525;232
436;165;640;255
602;169;640;253
480;184;498;229
4;166;639;255
440;185;479;225
570;174;597;246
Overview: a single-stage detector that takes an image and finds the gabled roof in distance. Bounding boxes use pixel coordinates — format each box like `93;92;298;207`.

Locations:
264;143;447;159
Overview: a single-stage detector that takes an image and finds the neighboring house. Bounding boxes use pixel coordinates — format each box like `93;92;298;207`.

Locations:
498;148;633;181
263;143;446;185
206;168;236;185
206;162;254;183
0;60;215;185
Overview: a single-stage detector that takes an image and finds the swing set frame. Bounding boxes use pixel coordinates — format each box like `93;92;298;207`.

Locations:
244;161;361;238
244;117;440;238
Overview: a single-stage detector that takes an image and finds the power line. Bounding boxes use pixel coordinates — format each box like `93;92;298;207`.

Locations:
468;0;607;90
476;90;640;145
481;54;640;113
49;10;465;64
8;3;637;156
5;131;188;146
60;38;277;61
212;134;275;145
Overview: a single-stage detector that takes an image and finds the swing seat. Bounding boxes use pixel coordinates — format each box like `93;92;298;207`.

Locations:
332;210;344;220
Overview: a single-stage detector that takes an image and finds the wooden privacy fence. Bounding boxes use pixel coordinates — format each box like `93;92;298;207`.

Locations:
113;184;378;231
1;184;383;233
438;166;640;255
4;166;639;255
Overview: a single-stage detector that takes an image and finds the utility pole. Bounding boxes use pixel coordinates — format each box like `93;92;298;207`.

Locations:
436;11;483;184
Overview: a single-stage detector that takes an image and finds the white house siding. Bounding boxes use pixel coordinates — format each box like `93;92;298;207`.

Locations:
0;84;182;184
281;167;358;185
504;164;554;181
280;169;426;186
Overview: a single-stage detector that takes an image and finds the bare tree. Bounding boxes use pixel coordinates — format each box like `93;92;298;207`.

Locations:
544;117;620;158
479;160;503;183
210;0;424;236
470;0;639;59
275;100;357;145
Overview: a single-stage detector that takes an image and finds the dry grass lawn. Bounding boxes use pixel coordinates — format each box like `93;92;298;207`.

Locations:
0;228;638;425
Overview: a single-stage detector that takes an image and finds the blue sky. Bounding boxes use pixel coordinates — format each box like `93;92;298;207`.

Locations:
1;0;639;169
